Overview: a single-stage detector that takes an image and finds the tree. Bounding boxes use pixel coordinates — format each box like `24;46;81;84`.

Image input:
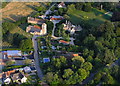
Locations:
115;47;120;59
77;68;87;82
83;48;89;57
67;4;76;13
109;38;116;49
52;56;67;69
19;39;33;51
103;48;115;64
81;62;93;71
110;65;119;78
58;8;64;15
62;69;74;78
75;3;84;10
82;3;92;12
72;56;85;68
46;20;54;35
94;72;102;84
116;27;120;36
94;41;104;52
63;69;77;84
86;55;93;62
2;21;16;35
93;58;102;68
13;33;27;47
101;2;117;11
102;73;114;84
83;34;96;49
6;31;14;44
44;72;62;85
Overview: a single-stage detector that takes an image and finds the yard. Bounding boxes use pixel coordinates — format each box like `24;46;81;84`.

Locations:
65;7;111;27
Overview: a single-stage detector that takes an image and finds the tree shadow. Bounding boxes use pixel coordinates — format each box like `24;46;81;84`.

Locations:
26;5;37;11
9;14;25;22
2;18;14;23
92;8;111;21
66;13;104;30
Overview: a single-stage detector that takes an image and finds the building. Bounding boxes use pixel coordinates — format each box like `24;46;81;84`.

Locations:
50;16;64;23
3;77;11;84
3;70;16;78
11;72;27;84
72;54;79;57
59;40;69;45
6;50;22;58
50;16;63;20
43;58;50;63
1;51;7;59
63;20;82;34
26;23;47;35
28;17;45;24
23;66;31;73
58;2;66;8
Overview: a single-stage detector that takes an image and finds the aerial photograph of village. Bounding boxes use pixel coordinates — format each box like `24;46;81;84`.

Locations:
1;1;120;86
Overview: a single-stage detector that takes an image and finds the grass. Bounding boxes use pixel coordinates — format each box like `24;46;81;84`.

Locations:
66;7;111;27
10;26;32;39
2;2;42;22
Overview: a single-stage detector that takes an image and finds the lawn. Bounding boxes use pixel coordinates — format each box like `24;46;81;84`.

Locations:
66;7;111;27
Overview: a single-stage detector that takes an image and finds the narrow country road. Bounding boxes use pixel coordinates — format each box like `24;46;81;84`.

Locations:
32;36;43;80
44;3;56;16
81;58;120;85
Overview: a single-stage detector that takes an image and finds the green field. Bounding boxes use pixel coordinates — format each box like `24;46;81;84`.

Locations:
66;7;111;27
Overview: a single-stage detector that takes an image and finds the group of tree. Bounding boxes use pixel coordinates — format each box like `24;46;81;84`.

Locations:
2;21;33;51
74;3;92;12
90;64;120;85
75;21;120;65
74;2;119;12
41;56;93;85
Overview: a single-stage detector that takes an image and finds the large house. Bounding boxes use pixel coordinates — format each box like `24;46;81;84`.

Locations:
58;2;66;8
28;17;45;24
26;23;47;35
11;72;27;84
2;70;27;84
6;50;22;58
63;20;82;35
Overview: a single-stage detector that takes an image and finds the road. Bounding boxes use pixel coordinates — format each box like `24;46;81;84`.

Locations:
44;3;56;16
81;58;120;85
32;36;43;80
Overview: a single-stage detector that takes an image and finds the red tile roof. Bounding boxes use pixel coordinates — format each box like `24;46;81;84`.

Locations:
59;40;69;44
50;18;63;20
34;25;42;29
72;54;79;57
4;70;16;77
